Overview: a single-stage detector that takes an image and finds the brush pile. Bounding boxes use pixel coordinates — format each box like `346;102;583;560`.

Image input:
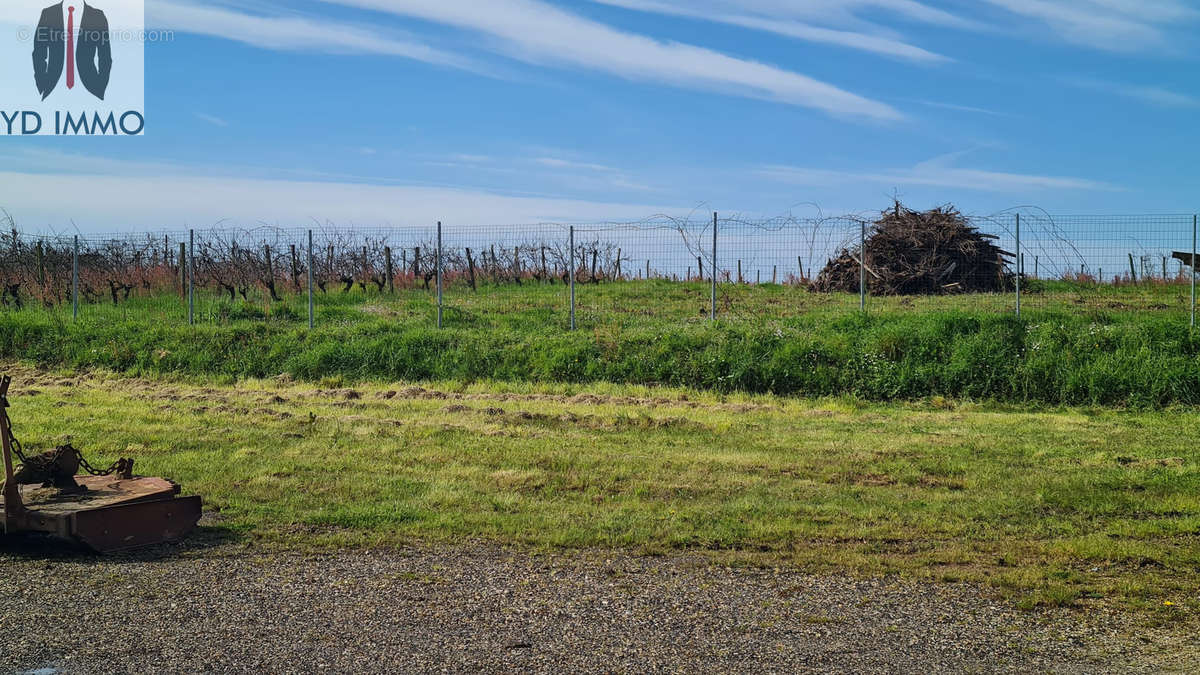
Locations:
811;203;1014;295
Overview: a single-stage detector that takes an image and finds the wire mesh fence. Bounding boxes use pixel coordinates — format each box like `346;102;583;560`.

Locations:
1;211;1197;330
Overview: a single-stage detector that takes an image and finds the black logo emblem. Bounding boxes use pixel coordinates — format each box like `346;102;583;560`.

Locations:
32;2;112;101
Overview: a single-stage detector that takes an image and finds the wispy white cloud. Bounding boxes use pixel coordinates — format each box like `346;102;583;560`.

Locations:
318;0;902;120
758;159;1115;193
978;0;1200;51
149;1;485;72
534;157;620;173
911;100;1017;118
194;112;229;127
630;0;978;31
450;154;494;164
530;157;658;191
0;149;678;231
1065;77;1200;108
592;0;950;63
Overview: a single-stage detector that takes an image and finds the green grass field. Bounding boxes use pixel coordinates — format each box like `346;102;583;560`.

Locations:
3;281;1198;623
5;365;1196;621
3;280;1200;405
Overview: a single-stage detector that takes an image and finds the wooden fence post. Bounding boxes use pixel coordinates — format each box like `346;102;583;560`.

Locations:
465;247;477;291
385;247;394;293
35;241;45;286
178;242;186;296
290;244;300;290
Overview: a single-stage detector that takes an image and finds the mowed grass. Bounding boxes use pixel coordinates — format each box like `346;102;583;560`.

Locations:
6;364;1198;620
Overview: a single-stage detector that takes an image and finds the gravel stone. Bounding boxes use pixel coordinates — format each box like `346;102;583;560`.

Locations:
0;534;1188;674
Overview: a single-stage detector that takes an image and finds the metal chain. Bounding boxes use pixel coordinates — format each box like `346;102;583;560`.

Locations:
8;423;121;477
75;451;123;477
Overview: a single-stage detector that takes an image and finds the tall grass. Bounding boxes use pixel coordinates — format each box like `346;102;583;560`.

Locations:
3;281;1199;406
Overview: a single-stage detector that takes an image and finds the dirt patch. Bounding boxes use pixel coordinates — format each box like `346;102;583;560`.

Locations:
831;472;897;487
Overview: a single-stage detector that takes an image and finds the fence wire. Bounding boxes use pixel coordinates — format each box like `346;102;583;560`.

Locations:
1;212;1197;329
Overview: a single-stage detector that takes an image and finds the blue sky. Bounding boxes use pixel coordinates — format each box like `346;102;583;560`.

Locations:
5;0;1200;231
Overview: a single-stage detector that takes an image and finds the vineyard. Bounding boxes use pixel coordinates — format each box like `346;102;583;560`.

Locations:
0;225;632;312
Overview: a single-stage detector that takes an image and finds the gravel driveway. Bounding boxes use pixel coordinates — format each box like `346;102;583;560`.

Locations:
0;531;1188;674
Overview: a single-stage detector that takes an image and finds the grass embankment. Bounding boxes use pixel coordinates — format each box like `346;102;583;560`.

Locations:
2;281;1200;405
6;366;1197;618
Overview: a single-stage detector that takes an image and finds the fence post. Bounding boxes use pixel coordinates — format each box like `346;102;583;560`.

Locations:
290;244;299;290
646;259;650;280
711;212;717;321
859;219;866;312
72;235;79;320
1014;214;1021;318
1034;256;1039;280
264;245;273;292
187;229;195;325
307;230;315;330
385;246;394;293
35;241;45;286
569;226;576;331
1192;215;1197;329
178;242;185;296
436;222;443;329
1128;253;1137;284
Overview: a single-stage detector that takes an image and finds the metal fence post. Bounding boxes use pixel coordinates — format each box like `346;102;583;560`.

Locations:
187;229;195;325
1192;215;1197;329
1015;214;1021;318
71;235;79;320
710;212;717;321
569;225;576;331
859;219;866;312
307;229;315;330
436;221;443;329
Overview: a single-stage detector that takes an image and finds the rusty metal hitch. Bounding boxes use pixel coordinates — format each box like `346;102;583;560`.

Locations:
0;374;202;552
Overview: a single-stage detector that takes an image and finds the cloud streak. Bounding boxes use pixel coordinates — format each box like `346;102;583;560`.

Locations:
0;149;679;231
149;1;485;72
592;0;950;63
758;162;1115;193
318;0;902;120
979;0;1200;51
1065;77;1200;109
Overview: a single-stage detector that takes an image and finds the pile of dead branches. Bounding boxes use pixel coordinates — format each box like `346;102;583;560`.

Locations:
811;203;1014;295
